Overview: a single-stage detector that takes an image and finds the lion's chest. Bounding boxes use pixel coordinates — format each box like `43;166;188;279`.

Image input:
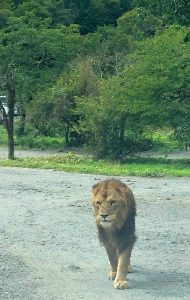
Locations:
98;228;119;249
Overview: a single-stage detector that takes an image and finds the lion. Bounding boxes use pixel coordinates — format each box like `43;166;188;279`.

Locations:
91;178;136;290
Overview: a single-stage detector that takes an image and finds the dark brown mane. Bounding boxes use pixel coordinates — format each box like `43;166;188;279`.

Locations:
97;214;136;254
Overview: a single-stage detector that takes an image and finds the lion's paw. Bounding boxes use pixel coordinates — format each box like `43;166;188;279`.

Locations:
114;279;128;290
108;271;117;280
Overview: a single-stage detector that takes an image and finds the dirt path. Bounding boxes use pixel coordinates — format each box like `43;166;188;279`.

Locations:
0;167;189;300
0;146;190;160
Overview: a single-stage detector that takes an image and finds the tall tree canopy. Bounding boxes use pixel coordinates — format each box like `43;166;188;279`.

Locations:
0;0;190;158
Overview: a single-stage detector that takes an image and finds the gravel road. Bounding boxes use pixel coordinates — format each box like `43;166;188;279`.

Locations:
0;167;189;300
0;146;190;160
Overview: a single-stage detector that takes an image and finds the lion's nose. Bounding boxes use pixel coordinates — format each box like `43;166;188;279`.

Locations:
101;214;108;219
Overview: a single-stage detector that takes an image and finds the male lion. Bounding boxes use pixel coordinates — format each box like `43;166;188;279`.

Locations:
92;178;136;290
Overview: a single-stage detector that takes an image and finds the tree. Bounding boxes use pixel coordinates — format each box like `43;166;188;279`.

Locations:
0;0;13;28
29;59;98;145
116;7;162;40
64;0;127;34
119;25;190;148
77;25;190;157
0;12;82;157
81;8;161;80
78;75;152;158
14;0;51;19
47;0;75;26
0;15;81;117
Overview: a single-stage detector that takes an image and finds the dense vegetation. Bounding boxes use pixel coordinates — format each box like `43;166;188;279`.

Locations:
0;0;190;159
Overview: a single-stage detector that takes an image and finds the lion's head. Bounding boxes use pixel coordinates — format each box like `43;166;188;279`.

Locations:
92;179;136;231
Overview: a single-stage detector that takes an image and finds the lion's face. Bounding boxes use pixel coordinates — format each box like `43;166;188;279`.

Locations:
92;179;134;230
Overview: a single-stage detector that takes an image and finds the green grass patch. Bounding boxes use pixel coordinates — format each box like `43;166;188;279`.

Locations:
0;126;65;150
0;152;189;177
15;135;65;150
0;126;7;146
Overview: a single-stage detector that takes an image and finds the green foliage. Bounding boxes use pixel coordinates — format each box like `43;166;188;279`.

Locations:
150;130;181;152
64;0;125;34
0;126;7;145
29;59;99;144
121;26;190;136
76;75;152;158
82;8;161;78
0;125;64;149
15;135;65;150
15;0;51;19
0;0;13;28
172;126;190;151
0;14;82;136
52;152;82;163
76;25;190;158
116;7;162;40
47;0;75;26
0;0;190;161
132;0;190;26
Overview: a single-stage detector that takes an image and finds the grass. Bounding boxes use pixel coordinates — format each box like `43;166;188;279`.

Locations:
0;126;181;152
16;135;65;150
1;127;189;177
0;126;65;150
0;126;8;146
0;152;189;177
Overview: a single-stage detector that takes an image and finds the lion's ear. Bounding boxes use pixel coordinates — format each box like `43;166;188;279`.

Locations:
92;183;99;196
120;183;130;194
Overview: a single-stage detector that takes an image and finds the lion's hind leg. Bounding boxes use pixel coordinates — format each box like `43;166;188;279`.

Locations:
108;271;117;280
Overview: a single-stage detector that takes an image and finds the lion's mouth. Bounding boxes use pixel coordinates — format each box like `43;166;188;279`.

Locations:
100;219;112;225
100;220;113;228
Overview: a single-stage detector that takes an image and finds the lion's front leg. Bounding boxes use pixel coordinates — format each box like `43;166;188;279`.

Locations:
105;244;118;281
114;247;132;290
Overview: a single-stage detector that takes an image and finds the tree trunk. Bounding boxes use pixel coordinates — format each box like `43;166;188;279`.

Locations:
65;123;69;145
7;98;15;159
119;114;127;152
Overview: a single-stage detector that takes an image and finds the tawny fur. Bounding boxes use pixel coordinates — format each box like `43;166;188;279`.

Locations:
92;178;136;290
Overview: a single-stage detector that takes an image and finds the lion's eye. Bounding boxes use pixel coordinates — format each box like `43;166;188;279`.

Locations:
110;200;117;206
96;201;101;206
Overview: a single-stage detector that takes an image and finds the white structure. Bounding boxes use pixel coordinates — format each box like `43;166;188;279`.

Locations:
0;96;7;123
